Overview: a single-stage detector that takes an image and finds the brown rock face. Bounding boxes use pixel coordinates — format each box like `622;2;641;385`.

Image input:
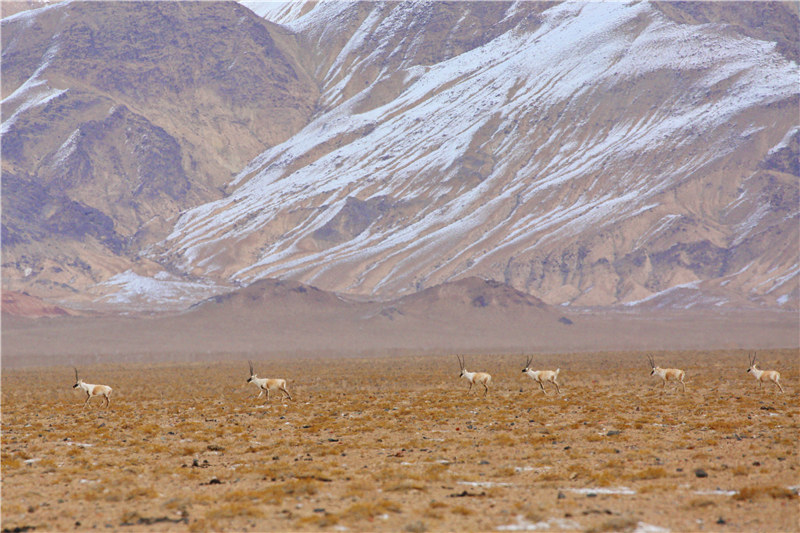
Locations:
2;1;318;299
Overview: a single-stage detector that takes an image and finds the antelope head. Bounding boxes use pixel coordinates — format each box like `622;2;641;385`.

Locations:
457;354;466;377
747;352;758;373
647;355;657;375
522;355;533;373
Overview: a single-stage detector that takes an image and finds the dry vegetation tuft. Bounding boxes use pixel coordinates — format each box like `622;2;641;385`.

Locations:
1;349;798;531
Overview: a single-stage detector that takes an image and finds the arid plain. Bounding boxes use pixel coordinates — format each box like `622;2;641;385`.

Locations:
2;350;797;532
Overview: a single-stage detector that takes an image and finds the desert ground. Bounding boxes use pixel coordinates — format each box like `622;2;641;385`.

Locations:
1;349;797;532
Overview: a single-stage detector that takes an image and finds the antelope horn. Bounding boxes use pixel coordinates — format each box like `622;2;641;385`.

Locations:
74;367;79;381
248;360;254;375
525;355;533;368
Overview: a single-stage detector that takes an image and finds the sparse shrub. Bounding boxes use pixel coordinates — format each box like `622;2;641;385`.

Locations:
734;486;797;501
538;470;562;482
205;502;263;520
341;499;401;521
81;486;110;502
450;504;474;516
178;445;199;456
404;520;428;533
628;467;668;480
688;498;715;508
188;518;219;533
1;455;22;470
422;463;450;481
590;470;619;487
125;486;159;501
493;465;518;477
385;479;426;492
297;512;340;528
492;432;517;446
639;483;676;493
731;464;749;476
707;419;737;431
281;478;322;496
586;517;638;533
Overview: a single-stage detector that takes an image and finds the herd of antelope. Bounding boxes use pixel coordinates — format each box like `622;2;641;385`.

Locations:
71;353;785;408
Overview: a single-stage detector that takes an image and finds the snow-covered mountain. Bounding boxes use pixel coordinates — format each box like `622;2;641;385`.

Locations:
2;1;798;312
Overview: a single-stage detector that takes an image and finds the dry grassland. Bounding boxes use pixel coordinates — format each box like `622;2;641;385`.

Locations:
2;350;798;532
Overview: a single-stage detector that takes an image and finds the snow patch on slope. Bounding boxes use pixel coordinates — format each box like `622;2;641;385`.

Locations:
1;40;67;135
94;271;231;311
151;1;798;306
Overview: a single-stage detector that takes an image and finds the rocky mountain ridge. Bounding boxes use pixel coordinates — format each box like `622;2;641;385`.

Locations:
2;0;317;307
2;1;798;313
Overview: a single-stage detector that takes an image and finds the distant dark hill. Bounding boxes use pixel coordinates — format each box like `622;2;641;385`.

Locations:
185;276;556;326
396;277;549;313
189;278;348;315
1;291;73;318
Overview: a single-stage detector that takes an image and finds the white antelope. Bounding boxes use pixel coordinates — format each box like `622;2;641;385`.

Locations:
247;360;292;402
72;368;112;408
521;356;561;394
747;353;783;393
457;355;492;397
647;355;685;392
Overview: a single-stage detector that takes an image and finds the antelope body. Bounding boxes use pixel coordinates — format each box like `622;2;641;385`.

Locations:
747;353;783;393
72;368;112;408
648;355;685;392
522;356;561;394
247;361;292;401
457;355;491;397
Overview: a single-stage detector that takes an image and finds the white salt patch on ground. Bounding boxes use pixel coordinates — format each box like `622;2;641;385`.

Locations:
693;489;737;496
497;515;580;531
562;486;636;495
634;523;671;533
458;481;514;488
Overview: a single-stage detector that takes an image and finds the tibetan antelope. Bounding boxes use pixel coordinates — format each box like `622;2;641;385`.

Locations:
747;353;783;393
457;355;492;397
647;355;685;392
521;356;561;394
247;360;292;402
72;368;112;408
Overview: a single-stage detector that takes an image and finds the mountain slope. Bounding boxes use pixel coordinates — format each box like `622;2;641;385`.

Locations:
157;1;799;309
1;0;318;301
2;1;798;313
